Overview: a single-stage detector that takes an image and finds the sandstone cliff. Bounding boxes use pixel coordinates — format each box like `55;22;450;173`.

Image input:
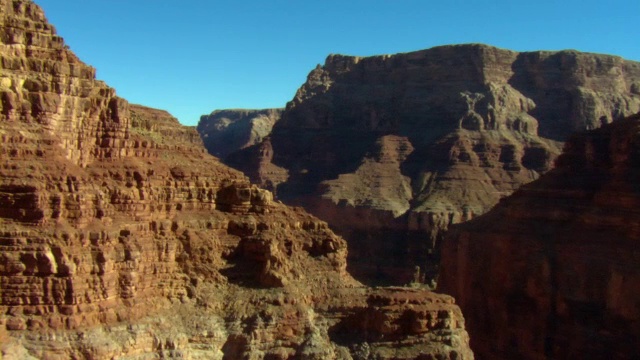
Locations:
0;1;473;358
198;108;283;159
222;44;640;285
439;113;640;359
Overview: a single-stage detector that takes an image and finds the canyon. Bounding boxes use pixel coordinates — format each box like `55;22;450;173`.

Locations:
199;44;640;285
439;113;640;359
0;1;473;359
4;0;640;358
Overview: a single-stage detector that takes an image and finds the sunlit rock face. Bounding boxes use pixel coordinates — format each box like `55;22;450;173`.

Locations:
0;1;474;358
224;43;640;285
439;113;640;359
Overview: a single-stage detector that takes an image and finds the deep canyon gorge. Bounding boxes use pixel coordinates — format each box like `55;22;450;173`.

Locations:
2;0;640;359
199;44;640;285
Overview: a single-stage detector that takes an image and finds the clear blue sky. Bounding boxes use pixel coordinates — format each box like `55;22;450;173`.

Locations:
36;0;639;126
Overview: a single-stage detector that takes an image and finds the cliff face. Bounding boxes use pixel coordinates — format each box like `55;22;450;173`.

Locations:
0;1;473;359
225;44;640;285
439;113;640;359
198;108;283;159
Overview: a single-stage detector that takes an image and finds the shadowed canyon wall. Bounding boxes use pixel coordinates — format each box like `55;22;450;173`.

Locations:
198;108;283;159
202;44;640;285
439;113;640;359
0;1;474;358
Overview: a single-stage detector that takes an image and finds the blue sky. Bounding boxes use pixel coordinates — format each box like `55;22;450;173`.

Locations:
37;0;639;126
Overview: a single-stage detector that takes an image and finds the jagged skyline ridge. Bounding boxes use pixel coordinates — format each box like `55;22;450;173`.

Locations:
37;0;639;125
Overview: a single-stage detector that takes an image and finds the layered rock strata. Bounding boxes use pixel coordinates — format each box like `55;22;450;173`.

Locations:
0;1;473;358
439;113;640;359
198;108;283;159
222;44;640;285
130;104;204;148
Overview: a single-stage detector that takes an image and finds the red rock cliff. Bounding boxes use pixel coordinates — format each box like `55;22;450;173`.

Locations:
0;1;474;358
439;113;640;359
222;44;640;285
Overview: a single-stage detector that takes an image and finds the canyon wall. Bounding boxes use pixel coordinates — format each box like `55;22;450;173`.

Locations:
216;44;640;285
198;108;282;159
0;1;473;359
439;113;640;359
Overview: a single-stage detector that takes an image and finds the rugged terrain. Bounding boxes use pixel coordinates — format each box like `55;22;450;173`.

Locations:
0;1;473;359
198;108;282;160
439;113;640;359
214;44;640;285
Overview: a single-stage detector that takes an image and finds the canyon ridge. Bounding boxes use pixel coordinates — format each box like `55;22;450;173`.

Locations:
198;44;640;285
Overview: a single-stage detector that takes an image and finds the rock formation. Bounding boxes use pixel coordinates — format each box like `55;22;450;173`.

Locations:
0;1;473;358
130;104;204;149
439;113;640;359
198;108;282;159
221;44;640;285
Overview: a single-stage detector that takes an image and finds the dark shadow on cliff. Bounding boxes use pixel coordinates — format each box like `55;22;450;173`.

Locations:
218;259;266;289
271;128;381;201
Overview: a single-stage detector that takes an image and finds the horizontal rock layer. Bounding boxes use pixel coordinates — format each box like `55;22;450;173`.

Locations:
439;113;640;359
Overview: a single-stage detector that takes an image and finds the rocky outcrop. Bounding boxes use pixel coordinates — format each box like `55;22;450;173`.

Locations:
0;1;473;358
130;104;204;148
330;287;473;360
198;108;282;159
439;113;640;359
226;44;640;285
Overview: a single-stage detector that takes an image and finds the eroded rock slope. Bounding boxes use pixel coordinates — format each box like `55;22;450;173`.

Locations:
221;44;640;285
198;108;282;159
0;1;473;359
439;113;640;359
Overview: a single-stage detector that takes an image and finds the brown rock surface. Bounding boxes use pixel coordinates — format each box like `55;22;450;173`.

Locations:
130;104;205;149
0;1;474;358
226;136;290;194
225;44;640;285
198;108;283;159
439;113;640;359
